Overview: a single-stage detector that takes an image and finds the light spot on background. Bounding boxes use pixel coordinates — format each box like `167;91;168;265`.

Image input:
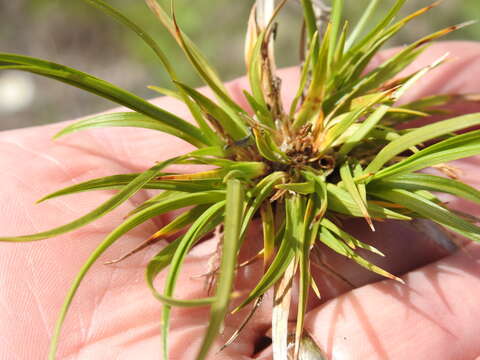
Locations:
0;72;36;115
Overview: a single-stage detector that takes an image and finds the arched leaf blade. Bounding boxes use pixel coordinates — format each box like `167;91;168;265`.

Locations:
239;172;286;239
374;130;480;180
54;112;201;146
81;0;174;74
365;113;480;175
369;188;480;236
0;54;208;146
370;173;480;205
161;201;225;360
83;0;222;145
37;175;221;203
48;191;225;360
174;81;248;140
0;157;180;242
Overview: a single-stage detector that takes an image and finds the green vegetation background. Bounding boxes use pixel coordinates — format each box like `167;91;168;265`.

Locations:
0;0;478;130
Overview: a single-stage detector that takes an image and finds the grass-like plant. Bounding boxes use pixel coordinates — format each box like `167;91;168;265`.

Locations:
1;0;480;359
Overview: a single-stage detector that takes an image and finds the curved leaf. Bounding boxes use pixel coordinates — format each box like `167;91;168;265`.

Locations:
370;173;480;205
374;130;480;180
366;113;480;175
0;54;208;146
370;188;480;235
161;201;225;360
54;112;200;146
48;191;225;359
1;158;179;242
38;174;221;203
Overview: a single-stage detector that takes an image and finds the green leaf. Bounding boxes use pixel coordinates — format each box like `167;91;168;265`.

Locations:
335;0;408;91
126;190;181;217
233;196;299;312
276;181;315;194
169;7;248;128
81;0;174;74
174;81;248;140
370;173;480;205
146;0;233;100
320;218;384;256
37;175;221;203
300;0;319;64
147;204;210;241
333;21;349;67
345;0;381;49
159;200;225;360
347;19;469;102
369;188;480;236
144;205;218;306
0;157;180;242
321;92;391;152
289;31;318;117
53;112;201;146
338;105;390;157
294;25;332;129
85;0;219;145
326;183;410;220
319;227;402;282
328;0;344;65
146;235;215;307
148;86;220;147
239;172;286;239
339;162;374;231
48;190;225;360
374;130;480;180
145;0;242;140
251;127;288;163
196;179;245;360
243;90;274;126
261;202;275;265
366;113;480;175
303;172;328;221
0;54;208;147
346;0;406;56
248;28;269;110
294;197;315;357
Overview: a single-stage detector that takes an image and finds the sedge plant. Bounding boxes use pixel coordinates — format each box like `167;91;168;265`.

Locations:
1;0;480;359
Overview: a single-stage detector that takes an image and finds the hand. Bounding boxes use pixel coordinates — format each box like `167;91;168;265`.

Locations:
1;41;480;360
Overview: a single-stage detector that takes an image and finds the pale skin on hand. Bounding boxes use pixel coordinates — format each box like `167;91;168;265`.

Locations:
0;42;480;360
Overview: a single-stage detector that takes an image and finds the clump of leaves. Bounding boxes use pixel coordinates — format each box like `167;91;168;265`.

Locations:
2;0;480;359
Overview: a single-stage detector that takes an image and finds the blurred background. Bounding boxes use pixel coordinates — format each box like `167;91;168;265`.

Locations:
0;0;479;130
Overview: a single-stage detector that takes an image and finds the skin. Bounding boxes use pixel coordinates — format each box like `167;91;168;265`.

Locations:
0;42;479;360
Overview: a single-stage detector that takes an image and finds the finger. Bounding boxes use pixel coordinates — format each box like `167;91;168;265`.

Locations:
304;242;480;360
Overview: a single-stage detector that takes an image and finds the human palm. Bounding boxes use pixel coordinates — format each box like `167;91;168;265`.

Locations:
1;42;480;359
